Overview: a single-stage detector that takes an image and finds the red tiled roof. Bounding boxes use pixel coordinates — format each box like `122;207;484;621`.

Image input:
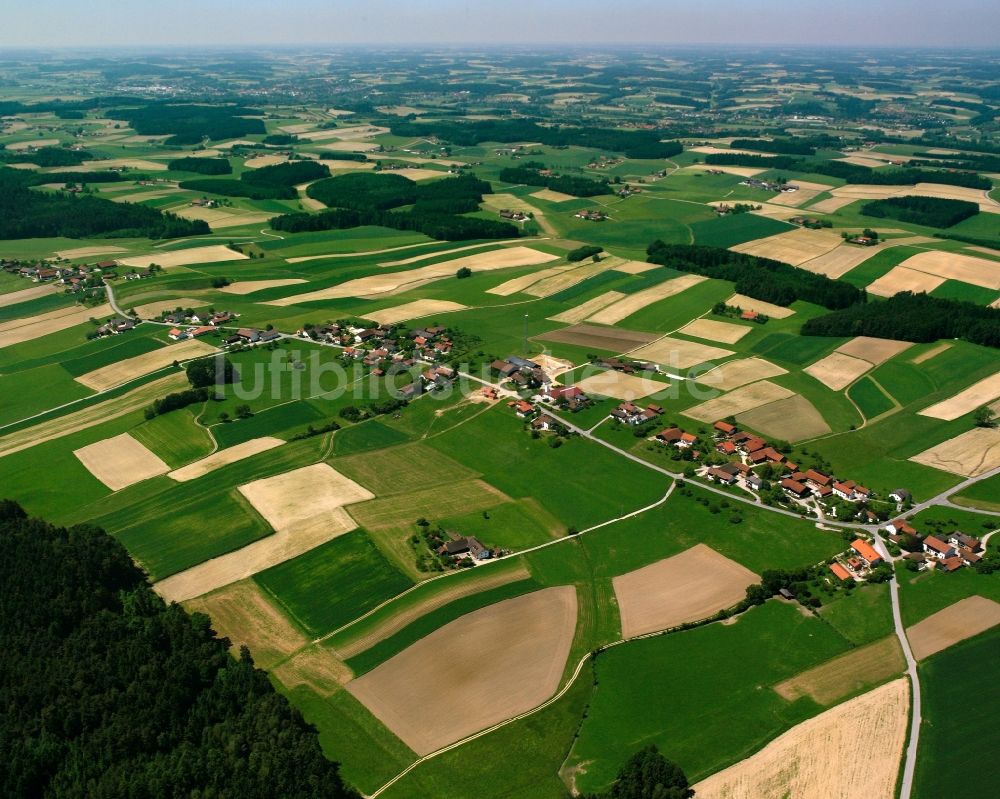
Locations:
830;563;852;581
851;539;882;564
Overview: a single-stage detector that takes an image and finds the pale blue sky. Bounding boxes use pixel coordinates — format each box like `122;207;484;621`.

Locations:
2;0;998;48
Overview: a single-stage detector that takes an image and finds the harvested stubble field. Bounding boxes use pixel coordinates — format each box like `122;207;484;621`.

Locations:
613;544;758;638
693;679;909;799
797;237;932;279
487;265;576;297
867;266;946;297
330;563;533;660
0;284;57;308
530;188;579;202
918;371;1000;420
910;429;1000;477
730;227;844;266
118;245;250;269
611;260;658;274
773;635;905;705
587;274;708;325
0;372;189;458
0;302;112;350
364;299;468;325
184;579;307;669
828;182;1000;214
547;291;626;324
346;586;577;756
698;357;788;391
75;338;217;391
629;336;736;370
175;207;274;229
243;154;289;168
837;336;912;365
684;380;796;422
724;294;794;319
220;278;307;295
807;195;858;214
73;432;170;491
524;260;615;298
536;323;659;353
678;318;752;344
348;479;508;531
736;394;832;441
804;352;872;391
268;246;558;304
892;251;1000;290
574;370;668;401
155;464;374;603
906;595;1000;660
168;437;285;482
378;242;514;267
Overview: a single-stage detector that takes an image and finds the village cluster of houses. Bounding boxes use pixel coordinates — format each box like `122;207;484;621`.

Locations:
740;177;799;193
616;184;642;198
2;258;119;291
160;309;249;342
95;317;137;337
586;156;624;169
574;209;609;221
885;518;984;574
298;322;457;399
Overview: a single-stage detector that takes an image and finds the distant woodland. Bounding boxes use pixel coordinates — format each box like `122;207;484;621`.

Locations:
498;163;609;196
180;159;329;199
387;118;684;159
703;153;993;189
274;173;518;240
114;102;266;145
860;196;979;228
802;292;1000;348
0;168;208;239
645;241;865;309
0;500;360;799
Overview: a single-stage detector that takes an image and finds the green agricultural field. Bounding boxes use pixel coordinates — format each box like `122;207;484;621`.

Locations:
568;601;851;793
255;530;413;636
0;362;93;427
130;407;214;469
332;420;412;455
951;473;1000;512
424;405;668;530
847;375;896;419
913;627;1000;799
817;583;895;646
690;213;793;248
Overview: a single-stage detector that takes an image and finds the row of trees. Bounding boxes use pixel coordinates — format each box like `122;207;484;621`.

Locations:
0;500;360;798
0;167;208;240
181;160;331;200
0;146;92;167
645;241;865;309
387;118;684;159
860;196;979;228
167;156;232;174
802;291;1000;348
114;101;266;145
703;152;993;189
498;164;608;197
273;173;518;240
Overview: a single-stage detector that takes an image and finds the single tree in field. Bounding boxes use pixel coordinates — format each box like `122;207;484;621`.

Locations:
973;405;997;428
584;745;694;799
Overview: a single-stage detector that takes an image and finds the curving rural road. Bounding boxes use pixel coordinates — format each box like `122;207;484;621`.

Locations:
872;529;921;799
